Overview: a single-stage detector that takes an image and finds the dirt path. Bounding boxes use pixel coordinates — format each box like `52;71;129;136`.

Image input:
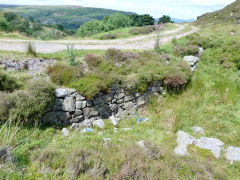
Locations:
0;24;199;53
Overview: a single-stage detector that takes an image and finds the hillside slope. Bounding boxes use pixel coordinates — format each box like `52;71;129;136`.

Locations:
0;5;133;30
197;0;240;24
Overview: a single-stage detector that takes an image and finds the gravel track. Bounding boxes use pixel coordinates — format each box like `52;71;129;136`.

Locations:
0;25;199;53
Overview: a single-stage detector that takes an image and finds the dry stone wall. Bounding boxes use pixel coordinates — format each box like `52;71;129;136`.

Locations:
42;82;165;126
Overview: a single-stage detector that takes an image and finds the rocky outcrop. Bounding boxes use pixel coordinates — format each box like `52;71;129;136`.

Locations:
42;82;165;126
174;128;240;163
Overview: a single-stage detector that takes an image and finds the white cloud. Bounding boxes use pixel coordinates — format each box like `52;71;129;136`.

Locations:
0;0;236;19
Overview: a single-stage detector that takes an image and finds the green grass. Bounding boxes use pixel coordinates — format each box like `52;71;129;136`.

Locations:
1;23;240;179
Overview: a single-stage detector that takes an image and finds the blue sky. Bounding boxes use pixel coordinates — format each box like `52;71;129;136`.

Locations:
0;0;235;19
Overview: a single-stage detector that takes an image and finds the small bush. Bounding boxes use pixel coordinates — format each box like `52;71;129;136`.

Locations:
172;44;199;57
99;33;117;40
0;80;55;126
129;26;155;35
27;42;37;57
0;71;20;92
105;49;138;63
47;64;82;86
84;54;103;69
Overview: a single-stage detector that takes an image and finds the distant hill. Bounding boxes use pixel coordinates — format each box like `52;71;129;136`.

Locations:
171;18;195;23
197;0;240;24
0;5;133;30
154;17;195;23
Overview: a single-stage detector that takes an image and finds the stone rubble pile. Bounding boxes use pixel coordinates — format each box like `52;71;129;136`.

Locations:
174;127;240;164
183;47;203;72
0;58;56;79
42;82;165;127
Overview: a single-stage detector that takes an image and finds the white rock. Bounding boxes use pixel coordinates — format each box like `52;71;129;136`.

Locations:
98;132;103;136
174;131;195;156
192;126;205;135
136;140;145;148
109;115;120;126
62;128;69;137
103;138;111;146
93;119;104;129
198;47;204;56
183;56;200;66
55;88;68;98
225;146;240;164
194;137;224;158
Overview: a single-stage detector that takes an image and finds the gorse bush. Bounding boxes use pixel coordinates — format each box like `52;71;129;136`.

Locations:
0;80;55;126
0;71;20;92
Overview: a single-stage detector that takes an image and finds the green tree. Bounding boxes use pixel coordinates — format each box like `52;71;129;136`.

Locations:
129;14;155;27
3;12;17;22
77;20;103;37
104;13;131;31
57;24;64;31
158;15;172;24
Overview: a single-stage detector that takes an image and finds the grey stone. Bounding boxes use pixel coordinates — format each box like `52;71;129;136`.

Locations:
183;56;200;66
192;126;205;135
73;110;83;118
109;115;120;126
62;128;69;137
123;101;134;111
123;128;132;131
87;100;94;107
137;94;149;108
198;47;204;57
76;94;85;101
0;146;12;163
194;137;224;158
55;88;68;98
225;146;240;164
70;116;84;124
114;93;125;100
42;112;57;123
62;97;75;112
55;99;64;107
93;119;105;129
136;140;146;148
174;131;195;156
102;94;113;102
76;101;84;109
117;98;124;104
57;111;71;122
94;97;104;105
124;95;134;102
83;107;99;119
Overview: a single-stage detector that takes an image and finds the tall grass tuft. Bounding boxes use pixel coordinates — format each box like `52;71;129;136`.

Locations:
154;25;163;53
27;42;37;57
66;45;77;66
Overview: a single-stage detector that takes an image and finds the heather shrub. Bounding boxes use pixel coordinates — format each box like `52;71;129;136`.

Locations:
84;54;103;68
129;25;155;35
105;49;138;63
0;80;55;126
0;71;20;92
47;64;82;86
